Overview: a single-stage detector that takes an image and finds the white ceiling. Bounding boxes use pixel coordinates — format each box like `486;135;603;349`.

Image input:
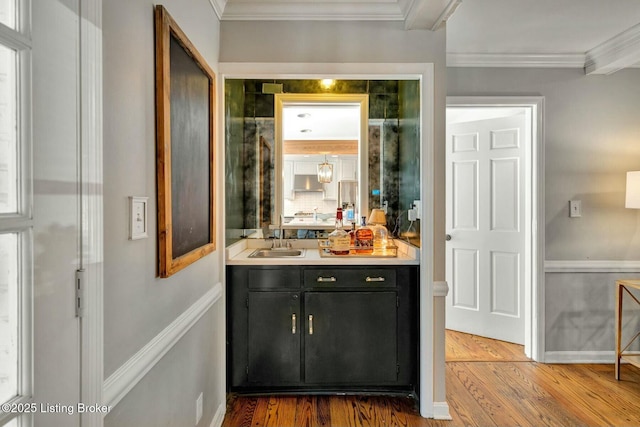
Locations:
283;104;360;140
210;0;640;74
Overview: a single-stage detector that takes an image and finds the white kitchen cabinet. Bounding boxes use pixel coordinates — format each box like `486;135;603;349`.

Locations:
340;157;357;180
293;160;318;175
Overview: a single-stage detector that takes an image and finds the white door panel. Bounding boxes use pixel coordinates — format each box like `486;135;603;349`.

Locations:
451;248;479;310
446;113;526;345
32;0;81;425
452;161;478;231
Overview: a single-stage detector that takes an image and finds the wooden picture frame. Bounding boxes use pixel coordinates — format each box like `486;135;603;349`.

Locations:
155;5;216;278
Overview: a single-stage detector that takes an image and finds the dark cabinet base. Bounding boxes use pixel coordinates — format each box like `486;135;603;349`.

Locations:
227;265;419;395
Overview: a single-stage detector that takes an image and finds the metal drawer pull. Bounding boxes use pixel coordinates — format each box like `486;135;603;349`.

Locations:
292;313;296;334
366;276;385;282
308;315;314;335
317;276;336;282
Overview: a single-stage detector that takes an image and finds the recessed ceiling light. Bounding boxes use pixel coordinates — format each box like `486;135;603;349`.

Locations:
297;113;311;118
321;79;334;89
300;129;312;133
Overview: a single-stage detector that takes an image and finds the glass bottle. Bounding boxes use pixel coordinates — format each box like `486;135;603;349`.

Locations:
348;221;357;250
354;215;373;254
328;208;350;255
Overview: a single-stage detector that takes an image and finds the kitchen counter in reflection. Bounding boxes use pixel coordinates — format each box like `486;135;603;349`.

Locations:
226;238;419;265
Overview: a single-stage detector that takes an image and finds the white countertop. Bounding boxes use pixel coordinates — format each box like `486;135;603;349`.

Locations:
226;238;420;266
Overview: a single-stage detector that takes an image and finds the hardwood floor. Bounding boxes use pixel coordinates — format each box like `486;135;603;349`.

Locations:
222;330;640;426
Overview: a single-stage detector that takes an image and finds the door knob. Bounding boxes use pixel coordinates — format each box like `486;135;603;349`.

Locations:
445;234;452;241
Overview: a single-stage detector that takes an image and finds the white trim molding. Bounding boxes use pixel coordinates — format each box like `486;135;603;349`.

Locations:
446;96;546;362
585;22;640;75
432;402;453;420
433;280;449;297
545;260;640;273
103;284;223;408
544;351;615;364
447;52;586;69
79;0;104;426
210;402;226;427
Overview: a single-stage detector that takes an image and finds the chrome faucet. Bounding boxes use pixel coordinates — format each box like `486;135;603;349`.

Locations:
272;214;290;249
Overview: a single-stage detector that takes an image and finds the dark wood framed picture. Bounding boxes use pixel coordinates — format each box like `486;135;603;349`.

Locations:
155;5;216;278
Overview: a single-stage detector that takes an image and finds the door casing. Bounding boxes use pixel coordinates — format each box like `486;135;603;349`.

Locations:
446;96;545;361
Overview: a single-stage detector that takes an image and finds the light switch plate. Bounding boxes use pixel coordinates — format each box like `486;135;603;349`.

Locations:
569;200;582;218
129;196;148;240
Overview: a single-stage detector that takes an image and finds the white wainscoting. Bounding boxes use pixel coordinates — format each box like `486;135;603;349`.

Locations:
544;260;640;364
103;283;223;408
545;260;640;273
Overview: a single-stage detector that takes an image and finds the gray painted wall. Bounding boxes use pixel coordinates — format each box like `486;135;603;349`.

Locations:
103;0;224;425
448;67;640;353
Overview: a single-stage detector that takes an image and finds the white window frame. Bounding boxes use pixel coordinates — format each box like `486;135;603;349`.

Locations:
0;0;32;426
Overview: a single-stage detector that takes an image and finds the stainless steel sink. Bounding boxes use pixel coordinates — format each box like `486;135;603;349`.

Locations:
248;248;306;258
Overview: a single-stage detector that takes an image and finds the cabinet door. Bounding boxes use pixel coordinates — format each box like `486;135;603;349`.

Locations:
248;292;300;384
340;157;357;180
294;160;318;175
304;291;397;384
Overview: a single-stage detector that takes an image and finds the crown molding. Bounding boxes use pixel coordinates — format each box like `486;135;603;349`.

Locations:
585;22;640;75
430;0;461;31
447;52;586;68
208;0;226;20
219;1;406;21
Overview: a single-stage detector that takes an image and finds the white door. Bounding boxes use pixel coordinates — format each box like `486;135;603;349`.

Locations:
445;113;526;345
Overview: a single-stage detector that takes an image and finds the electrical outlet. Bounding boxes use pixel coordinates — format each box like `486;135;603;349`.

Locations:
408;209;417;221
413;200;421;220
196;392;203;425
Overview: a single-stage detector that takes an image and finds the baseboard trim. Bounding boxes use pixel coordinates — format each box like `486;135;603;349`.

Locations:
432;401;452;420
103;283;223;408
210;402;226;427
544;350;615;364
545;260;640;273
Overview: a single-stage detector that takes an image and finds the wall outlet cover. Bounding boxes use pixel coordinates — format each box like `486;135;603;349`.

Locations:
569;200;582;218
196;392;203;424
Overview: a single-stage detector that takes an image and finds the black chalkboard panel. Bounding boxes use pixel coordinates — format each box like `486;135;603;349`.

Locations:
169;35;211;258
155;5;216;277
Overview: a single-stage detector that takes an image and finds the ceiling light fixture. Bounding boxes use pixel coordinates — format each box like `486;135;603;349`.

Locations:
317;155;333;184
320;79;334;89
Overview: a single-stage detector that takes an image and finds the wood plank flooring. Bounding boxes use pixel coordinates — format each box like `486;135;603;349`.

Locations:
222;330;640;426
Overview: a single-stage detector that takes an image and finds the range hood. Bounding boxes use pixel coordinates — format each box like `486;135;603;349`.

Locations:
293;174;324;192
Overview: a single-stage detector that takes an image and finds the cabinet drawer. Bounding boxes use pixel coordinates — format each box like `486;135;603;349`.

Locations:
248;267;301;289
303;268;396;288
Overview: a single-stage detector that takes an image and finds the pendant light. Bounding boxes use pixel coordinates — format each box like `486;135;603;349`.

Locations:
317;155;333;183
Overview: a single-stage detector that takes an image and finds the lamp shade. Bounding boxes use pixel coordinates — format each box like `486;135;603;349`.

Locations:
626;171;640;209
368;208;387;225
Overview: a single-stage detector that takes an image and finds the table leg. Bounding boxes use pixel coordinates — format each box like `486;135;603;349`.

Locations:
616;282;623;380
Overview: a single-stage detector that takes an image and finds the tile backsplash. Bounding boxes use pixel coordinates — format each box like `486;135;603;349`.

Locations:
283;192;338;217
